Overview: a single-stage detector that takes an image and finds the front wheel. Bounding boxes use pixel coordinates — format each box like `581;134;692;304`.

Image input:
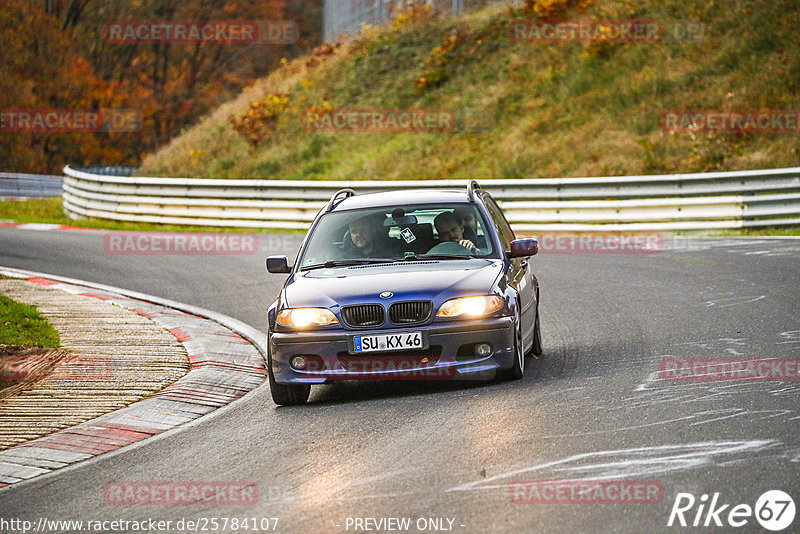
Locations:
502;311;524;381
268;347;310;405
528;308;543;357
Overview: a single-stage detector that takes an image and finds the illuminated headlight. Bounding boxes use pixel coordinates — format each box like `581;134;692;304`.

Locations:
277;308;339;328
436;296;503;318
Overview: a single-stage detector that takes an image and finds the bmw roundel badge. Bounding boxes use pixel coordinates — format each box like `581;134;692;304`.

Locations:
380;291;393;299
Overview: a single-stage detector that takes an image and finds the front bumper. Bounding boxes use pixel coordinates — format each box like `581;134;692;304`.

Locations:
268;316;515;383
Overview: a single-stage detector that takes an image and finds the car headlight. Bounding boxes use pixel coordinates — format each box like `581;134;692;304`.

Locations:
436;296;503;318
277;308;339;328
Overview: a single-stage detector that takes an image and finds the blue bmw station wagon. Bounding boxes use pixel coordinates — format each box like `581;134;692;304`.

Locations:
265;181;541;405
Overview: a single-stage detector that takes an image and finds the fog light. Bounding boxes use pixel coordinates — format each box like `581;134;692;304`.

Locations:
290;355;307;370
475;343;492;356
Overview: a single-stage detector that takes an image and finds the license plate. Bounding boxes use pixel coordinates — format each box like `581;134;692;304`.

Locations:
353;332;423;353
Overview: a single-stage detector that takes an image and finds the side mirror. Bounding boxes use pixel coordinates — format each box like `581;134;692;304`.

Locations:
507;238;539;258
266;256;291;274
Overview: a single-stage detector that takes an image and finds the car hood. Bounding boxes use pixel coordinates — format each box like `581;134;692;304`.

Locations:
282;259;504;309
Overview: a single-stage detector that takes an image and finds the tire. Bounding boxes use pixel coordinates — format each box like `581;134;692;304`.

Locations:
528;307;543;357
268;347;310;406
502;310;524;380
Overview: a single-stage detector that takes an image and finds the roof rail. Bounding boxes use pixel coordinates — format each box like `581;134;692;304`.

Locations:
467;180;481;202
325;188;355;212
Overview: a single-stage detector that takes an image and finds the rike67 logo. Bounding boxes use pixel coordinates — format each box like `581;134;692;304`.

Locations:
668;490;795;531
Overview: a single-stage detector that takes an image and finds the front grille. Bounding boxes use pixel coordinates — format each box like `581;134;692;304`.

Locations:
341;304;384;327
389;301;432;325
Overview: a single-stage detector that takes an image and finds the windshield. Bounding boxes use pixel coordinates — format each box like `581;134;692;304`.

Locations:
298;203;496;269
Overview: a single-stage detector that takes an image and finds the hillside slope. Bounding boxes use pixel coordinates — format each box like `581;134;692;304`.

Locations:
140;0;800;180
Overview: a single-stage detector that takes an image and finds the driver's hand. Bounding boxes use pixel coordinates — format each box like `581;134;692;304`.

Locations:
459;239;477;251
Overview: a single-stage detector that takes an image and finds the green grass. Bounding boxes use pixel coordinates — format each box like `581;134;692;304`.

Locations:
0;293;60;347
714;226;800;237
139;0;800;181
0;197;303;233
0;197;65;224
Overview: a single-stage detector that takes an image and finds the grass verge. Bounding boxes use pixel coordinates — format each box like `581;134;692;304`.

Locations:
0;293;60;347
713;226;800;237
0;197;304;233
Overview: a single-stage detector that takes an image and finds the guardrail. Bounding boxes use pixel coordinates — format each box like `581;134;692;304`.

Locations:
62;165;800;232
0;173;63;198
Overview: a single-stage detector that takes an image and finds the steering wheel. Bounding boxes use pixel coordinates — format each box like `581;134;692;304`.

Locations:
426;241;472;255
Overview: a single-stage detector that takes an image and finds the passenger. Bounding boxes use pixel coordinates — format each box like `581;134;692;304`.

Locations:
433;211;478;253
453;206;486;248
342;213;402;258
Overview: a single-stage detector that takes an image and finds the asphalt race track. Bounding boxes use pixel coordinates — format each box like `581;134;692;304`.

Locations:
1;228;799;533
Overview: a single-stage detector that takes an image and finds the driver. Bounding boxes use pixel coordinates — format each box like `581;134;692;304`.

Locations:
433;211;478;252
343;213;402;258
453;206;486;248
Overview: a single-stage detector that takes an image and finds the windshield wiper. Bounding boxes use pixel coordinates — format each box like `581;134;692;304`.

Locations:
402;253;473;260
300;259;395;271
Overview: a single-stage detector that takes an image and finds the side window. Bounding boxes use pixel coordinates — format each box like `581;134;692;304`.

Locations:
483;196;515;250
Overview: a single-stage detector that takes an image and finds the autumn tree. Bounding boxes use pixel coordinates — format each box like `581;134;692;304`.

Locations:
46;0;323;149
1;0;323;172
0;0;105;172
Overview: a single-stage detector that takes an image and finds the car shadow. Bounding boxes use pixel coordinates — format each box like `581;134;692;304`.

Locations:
299;357;552;406
272;331;637;407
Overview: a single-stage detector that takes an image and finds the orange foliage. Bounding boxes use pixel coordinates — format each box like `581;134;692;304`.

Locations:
416;29;467;92
0;0;104;173
229;94;291;148
392;2;434;29
524;0;595;17
0;0;322;173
